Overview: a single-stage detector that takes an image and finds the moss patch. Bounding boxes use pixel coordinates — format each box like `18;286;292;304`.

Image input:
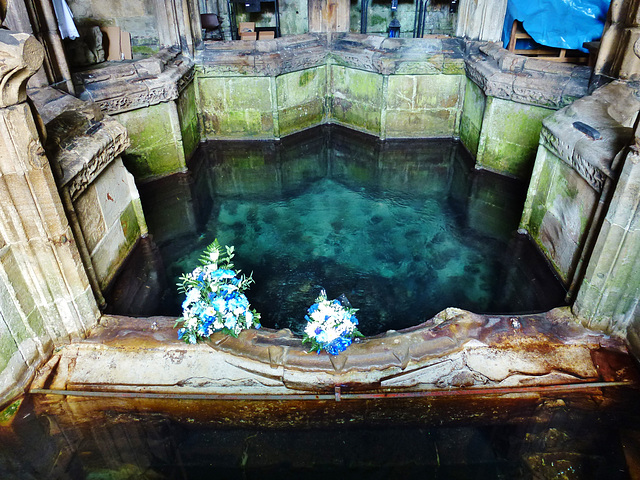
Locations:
0;398;22;426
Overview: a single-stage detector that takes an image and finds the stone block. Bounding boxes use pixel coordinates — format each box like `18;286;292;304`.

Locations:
74;185;106;253
93;159;135;228
476;97;554;179
176;82;200;161
198;76;275;139
459;77;486;157
91;215;129;290
116;102;186;180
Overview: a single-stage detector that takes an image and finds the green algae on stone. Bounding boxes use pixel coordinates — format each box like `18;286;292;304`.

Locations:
0;397;22;425
177;82;200;161
116;102;186;181
476;97;554;179
277;67;327;136
460;78;486;157
198;76;275;139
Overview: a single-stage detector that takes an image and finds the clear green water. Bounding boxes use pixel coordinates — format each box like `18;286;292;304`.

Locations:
108;126;565;335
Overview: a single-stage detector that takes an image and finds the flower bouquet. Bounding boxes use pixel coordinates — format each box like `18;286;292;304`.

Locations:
302;290;363;355
175;240;261;344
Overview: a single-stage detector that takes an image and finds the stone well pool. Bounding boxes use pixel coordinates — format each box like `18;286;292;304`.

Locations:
107;125;566;334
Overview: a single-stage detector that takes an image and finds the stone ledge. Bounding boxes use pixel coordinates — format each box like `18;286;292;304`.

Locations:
71;48;195;116
540;81;640;192
31;308;631;395
28;87;130;200
464;41;591;109
197;33;465;77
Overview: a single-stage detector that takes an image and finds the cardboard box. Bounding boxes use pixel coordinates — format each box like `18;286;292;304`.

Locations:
240;32;257;41
100;26;132;60
258;31;275;40
239;22;255;33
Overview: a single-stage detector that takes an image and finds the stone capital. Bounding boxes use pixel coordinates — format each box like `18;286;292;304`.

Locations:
0;30;45;108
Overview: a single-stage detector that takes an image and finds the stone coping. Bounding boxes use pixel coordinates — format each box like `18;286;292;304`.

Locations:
464;41;591;109
31;307;631;395
71;48;195;115
540;80;640;192
67;34;592;121
28;87;130;200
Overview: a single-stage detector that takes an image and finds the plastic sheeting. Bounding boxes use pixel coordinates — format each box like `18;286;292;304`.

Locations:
52;0;79;40
502;0;611;52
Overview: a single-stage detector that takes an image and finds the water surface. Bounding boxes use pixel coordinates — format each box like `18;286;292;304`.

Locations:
109;126;566;335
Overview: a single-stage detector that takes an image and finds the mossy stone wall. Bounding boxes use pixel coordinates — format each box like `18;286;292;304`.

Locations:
115;101;187;181
459;78;485;157
474;97;555;180
197;76;275;139
196;64;465;140
519;145;598;285
384;73;464;138
177;82;201;163
330;65;384;136
277;66;328;137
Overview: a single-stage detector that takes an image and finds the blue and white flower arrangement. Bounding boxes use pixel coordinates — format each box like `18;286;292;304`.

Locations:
302;290;363;355
175;240;261;344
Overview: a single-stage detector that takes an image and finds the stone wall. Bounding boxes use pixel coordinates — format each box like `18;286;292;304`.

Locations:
72;50;198;182
461;42;590;180
67;0;161;55
196;34;466;140
0;31;100;407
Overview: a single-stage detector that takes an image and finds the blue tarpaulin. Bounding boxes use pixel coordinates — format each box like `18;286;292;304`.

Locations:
502;0;611;52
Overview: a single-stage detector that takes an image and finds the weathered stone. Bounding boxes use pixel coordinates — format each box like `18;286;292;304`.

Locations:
30;308;628;396
475;97;554;179
459;77;486;156
116;101;187;178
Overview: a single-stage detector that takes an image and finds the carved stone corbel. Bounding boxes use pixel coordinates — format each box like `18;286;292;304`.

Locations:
0;30;45;108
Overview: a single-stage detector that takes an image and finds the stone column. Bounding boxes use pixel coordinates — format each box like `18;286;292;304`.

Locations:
308;0;350;33
573;138;640;338
594;0;640;82
0;30;99;406
455;0;508;42
156;0;202;54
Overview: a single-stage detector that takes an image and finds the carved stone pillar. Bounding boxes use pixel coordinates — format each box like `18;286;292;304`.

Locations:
594;0;640;81
308;0;349;33
156;0;202;54
455;0;507;42
0;30;99;406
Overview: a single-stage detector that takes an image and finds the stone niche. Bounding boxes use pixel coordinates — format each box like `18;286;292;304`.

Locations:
28;87;148;294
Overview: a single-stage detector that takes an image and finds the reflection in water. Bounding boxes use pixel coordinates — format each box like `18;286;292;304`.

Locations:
106;126;566;334
0;390;637;479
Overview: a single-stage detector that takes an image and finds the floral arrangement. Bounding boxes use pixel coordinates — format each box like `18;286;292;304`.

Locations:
175;240;261;344
302;290;363;355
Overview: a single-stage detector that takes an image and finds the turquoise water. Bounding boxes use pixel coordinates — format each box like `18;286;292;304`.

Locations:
109;126;565;335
